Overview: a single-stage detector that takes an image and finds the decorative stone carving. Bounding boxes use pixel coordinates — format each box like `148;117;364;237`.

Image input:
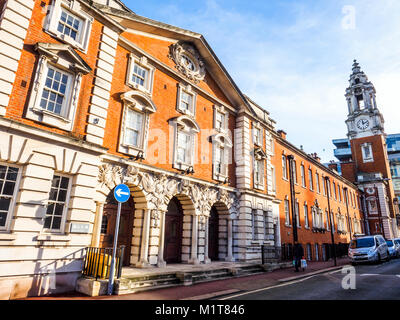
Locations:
169;42;206;83
98;164;124;190
99;163;240;222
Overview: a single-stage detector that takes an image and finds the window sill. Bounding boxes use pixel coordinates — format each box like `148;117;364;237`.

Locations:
127;82;152;96
0;233;17;241
46;30;87;53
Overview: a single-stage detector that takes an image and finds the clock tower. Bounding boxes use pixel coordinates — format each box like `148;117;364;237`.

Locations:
343;60;399;238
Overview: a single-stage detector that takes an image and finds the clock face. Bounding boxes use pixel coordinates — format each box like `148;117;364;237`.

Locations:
357;119;369;130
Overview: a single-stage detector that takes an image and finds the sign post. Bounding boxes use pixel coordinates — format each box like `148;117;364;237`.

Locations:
107;183;130;295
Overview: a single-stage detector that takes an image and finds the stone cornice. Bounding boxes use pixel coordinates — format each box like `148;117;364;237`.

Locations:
0;117;107;155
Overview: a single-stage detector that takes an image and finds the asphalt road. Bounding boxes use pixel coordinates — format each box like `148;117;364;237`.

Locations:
219;258;400;300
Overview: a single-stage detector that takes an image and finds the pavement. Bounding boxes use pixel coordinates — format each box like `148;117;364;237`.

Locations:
20;257;350;300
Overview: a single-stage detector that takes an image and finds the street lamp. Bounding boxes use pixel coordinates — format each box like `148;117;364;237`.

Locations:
324;176;337;266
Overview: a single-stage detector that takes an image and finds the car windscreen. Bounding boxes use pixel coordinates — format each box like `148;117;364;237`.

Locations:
350;238;375;249
395;240;400;245
386;240;394;247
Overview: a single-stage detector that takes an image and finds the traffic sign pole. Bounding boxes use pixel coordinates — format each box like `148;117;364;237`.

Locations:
107;201;121;295
107;184;130;295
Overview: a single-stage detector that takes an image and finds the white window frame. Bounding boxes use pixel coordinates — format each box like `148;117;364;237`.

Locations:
0;163;22;232
177;83;197;117
42;173;72;234
284;198;290;226
295;200;300;227
171;115;200;171
213;105;229;133
118;91;156;157
282;155;288;180
361;143;374;163
304;203;309;228
253;148;266;190
271;165;276;193
251;209;257;241
26;51;85;131
127;55;155;95
301;164;306;187
292;160;298;184
252;123;262;147
45;0;93;52
212;134;232;182
315;172;320;193
308;168;314;191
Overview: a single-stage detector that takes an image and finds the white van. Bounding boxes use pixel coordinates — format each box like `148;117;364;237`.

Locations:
348;235;390;265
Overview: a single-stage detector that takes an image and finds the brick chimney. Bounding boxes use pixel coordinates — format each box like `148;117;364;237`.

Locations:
328;160;338;171
310;152;321;163
277;130;287;139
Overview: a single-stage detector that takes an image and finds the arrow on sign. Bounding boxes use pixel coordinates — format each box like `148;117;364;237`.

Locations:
115;188;129;197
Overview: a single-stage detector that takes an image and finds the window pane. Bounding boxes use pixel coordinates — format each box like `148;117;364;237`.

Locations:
0;198;11;212
0;166;5;180
44;216;52;229
0;212;7;227
52;176;61;188
57;189;67;202
49;188;58;201
54;203;64;216
3;182;15;196
60;177;69;189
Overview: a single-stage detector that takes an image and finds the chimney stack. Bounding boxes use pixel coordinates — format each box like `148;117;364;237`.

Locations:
277;129;287;139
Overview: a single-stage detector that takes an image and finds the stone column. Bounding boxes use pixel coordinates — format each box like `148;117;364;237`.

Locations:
188;214;200;264
91;202;105;247
225;217;235;262
136;209;151;267
157;210;167;267
204;216;211;264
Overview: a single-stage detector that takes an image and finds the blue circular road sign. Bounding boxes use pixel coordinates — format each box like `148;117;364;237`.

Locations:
114;184;130;203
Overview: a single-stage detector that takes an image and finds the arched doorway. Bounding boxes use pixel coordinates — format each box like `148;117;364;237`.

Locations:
99;191;135;266
208;206;219;261
164;197;183;263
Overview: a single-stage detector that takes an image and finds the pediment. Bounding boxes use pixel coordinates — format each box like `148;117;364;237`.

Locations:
121;90;157;113
34;42;91;74
254;147;267;160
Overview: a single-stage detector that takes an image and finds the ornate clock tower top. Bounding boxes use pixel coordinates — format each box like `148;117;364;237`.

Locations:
345;60;384;139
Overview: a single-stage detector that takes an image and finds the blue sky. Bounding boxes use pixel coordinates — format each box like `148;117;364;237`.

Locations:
122;0;400;162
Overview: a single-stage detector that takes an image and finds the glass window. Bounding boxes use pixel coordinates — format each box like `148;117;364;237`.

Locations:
180;90;193;112
282;155;287;179
57;10;82;41
301;165;306;187
177;131;191;164
44;175;70;231
215;146;224;175
0;165;19;230
304;204;309;228
40;67;70;115
308;168;313;190
316;172;320;193
284;199;290;225
100;215;108;234
131;63;148;87
255;159;264;186
215;111;224;130
124;108;143;148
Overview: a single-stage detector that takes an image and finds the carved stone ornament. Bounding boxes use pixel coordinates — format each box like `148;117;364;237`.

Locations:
99;164;240;225
169;42;206;83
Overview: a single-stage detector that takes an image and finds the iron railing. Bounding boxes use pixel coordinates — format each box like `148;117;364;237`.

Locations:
82;246;125;280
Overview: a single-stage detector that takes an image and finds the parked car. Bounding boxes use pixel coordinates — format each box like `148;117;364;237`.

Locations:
348;235;390;264
385;240;399;258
